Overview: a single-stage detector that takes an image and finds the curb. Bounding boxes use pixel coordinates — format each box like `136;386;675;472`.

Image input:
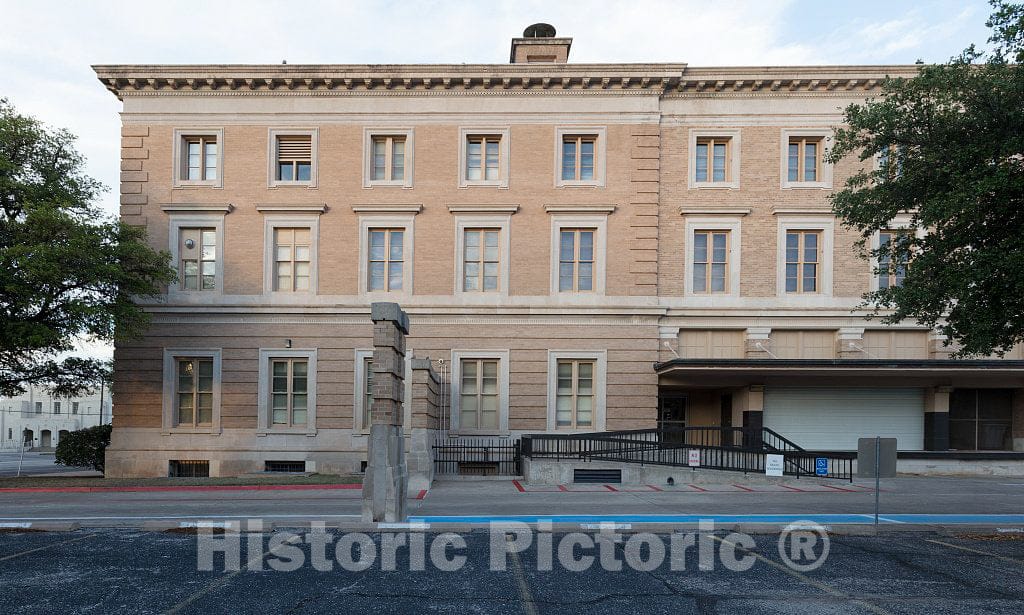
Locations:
0;483;362;494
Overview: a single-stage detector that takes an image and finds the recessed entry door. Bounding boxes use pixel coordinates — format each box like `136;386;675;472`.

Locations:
658;394;687;443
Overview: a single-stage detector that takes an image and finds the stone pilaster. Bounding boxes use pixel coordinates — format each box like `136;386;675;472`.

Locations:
928;330;956;360
406;358;441;491
923;386;952;451
363;302;410;523
837;327;866;359
119;125;149;223
744;327;772;359
1013;389;1024;452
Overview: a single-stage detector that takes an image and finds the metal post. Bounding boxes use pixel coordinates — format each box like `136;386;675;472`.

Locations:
17;434;26;477
874;436;880;526
98;375;105;427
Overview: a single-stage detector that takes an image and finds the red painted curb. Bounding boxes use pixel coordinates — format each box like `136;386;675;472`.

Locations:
0;483;362;494
732;484;755;492
414;489;428;500
688;484;708;492
511;480;526;492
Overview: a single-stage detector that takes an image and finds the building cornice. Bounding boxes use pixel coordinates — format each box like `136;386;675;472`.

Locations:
92;63;920;99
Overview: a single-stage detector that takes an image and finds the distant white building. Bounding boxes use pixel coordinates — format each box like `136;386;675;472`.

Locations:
0;385;112;451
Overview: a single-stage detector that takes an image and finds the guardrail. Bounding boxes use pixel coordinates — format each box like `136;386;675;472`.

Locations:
521;428;854;481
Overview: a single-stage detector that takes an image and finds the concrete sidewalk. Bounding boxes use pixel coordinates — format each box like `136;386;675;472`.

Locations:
0;474;1021;529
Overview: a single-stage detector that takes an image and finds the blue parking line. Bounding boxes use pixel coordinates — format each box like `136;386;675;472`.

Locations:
408;513;1024;525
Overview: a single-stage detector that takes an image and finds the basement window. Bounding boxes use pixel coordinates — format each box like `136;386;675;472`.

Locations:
169;460;210;478
264;460;307;473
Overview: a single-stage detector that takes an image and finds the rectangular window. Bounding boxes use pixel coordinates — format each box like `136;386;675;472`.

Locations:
785;230;820;293
693;231;729;293
34;402;42;414
555;360;595;429
695;138;730;183
561;135;596;181
463;228;500;292
273;228;312;292
183;135;218;181
787;137;821;183
176;358;213;427
271;358;308;427
53;401;61;414
72;402;79;415
179;228;217;291
363;358;374;429
950;389;1013;450
558;229;595;292
466;135;501;181
878;145;903;180
275;135;312;182
368;229;404;291
878;230;908;289
371;136;406;182
460;359;499;430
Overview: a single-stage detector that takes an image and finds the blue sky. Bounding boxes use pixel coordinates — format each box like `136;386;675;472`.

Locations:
0;0;996;358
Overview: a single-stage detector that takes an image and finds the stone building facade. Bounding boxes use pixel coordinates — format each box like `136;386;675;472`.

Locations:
0;385;112;451
94;28;1024;478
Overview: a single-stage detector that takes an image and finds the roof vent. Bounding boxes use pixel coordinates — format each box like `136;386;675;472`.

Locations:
523;23;556;38
510;24;572;64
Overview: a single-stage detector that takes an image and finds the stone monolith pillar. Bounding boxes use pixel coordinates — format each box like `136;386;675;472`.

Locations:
362;302;410;523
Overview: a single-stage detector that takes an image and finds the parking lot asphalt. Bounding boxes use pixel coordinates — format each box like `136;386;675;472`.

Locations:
0;527;1022;614
1;475;1022;528
0;452;94;477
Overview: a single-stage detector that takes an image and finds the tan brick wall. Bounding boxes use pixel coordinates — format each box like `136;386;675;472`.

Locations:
134;122;652;297
113;320;659;433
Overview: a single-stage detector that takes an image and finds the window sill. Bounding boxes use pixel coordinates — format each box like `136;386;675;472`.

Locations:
256;428;317;437
459;182;509;189
268;182;318;189
691;182;739;190
364;181;411;189
162;427;221;436
448;430;511;438
781;182;831;190
173;182;222;189
555;182;603;188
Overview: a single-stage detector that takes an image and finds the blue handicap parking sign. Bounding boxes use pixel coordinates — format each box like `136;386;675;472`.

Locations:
815;457;828;476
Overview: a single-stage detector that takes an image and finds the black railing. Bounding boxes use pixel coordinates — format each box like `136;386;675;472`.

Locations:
433;437;521;476
521;428;854;481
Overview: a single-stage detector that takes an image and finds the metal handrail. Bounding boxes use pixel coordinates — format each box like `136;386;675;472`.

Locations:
521;427;853;481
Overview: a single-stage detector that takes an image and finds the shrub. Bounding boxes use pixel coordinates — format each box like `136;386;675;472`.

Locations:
55;424;112;473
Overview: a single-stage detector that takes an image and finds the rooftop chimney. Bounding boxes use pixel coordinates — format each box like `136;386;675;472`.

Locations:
510;23;572;64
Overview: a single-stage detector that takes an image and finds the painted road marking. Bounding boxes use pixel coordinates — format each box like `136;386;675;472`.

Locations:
507;535;539;615
408;514;1024;526
925;539;1024;566
0;533;97;563
162;533;303;614
711;534;893;615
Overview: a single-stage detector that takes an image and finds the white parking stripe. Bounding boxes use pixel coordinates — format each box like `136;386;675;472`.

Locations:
0;533;96;562
710;535;894;615
925;539;1024;566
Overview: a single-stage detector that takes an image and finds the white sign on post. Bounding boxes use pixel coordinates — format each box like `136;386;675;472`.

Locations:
765;454;784;477
687;449;701;467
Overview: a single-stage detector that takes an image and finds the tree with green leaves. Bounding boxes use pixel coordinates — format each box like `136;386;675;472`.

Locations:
0;99;175;397
55;424;113;472
828;1;1024;357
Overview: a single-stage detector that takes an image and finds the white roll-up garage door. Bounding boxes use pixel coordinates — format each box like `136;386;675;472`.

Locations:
763;388;924;450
